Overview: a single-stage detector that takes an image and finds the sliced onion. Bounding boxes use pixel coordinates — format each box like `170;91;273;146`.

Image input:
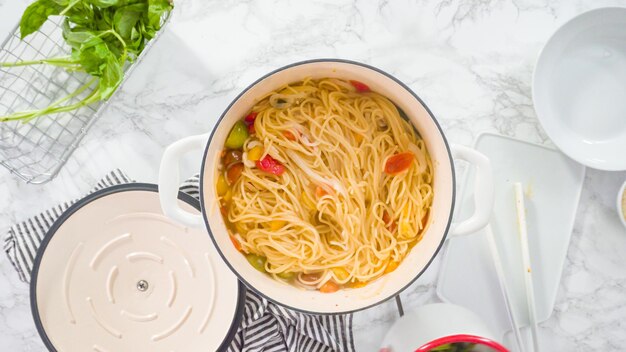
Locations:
408;142;427;173
243;140;264;168
285;150;345;195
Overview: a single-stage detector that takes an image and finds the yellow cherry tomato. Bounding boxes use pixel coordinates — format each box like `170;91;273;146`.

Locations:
216;174;229;196
269;220;286;231
248;146;264;161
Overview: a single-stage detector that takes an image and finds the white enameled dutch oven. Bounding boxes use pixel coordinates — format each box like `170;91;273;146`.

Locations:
380;303;509;352
158;59;494;314
31;184;245;351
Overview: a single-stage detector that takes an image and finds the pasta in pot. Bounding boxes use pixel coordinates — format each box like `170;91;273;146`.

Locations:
216;77;434;292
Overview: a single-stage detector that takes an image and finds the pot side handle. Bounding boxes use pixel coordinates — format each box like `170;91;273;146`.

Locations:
449;144;494;236
158;134;209;228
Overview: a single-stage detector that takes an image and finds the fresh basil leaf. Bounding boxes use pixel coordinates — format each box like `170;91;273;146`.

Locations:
70;47;81;61
122;25;143;60
81;35;107;50
105;38;125;59
130;26;143;48
83;33;124;63
88;0;120;8
114;0;145;6
61;17;71;37
99;53;123;100
89;6;113;29
78;40;110;75
139;18;159;44
130;25;140;42
63;3;95;27
146;0;171;29
62;20;99;50
66;31;99;50
113;3;146;39
2;0;173;122
19;0;63;39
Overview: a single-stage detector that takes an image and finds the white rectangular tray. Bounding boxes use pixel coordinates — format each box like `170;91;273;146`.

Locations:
437;133;585;339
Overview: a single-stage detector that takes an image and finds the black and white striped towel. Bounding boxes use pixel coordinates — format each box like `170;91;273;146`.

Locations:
3;169;355;352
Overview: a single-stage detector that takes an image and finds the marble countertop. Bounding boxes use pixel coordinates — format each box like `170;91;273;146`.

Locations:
1;0;626;351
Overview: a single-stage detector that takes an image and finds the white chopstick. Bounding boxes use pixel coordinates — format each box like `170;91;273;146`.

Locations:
514;183;539;352
484;223;526;352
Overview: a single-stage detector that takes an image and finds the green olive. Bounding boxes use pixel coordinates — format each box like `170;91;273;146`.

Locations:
246;254;267;273
277;271;295;281
225;121;249;149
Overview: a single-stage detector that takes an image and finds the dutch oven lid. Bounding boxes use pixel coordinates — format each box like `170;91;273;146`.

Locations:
31;184;245;352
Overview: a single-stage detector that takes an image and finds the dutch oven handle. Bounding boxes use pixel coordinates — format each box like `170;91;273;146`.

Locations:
449;145;494;236
158;134;209;228
158;137;494;234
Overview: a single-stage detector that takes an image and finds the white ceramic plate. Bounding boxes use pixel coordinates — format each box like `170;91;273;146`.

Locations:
437;133;585;339
533;7;626;171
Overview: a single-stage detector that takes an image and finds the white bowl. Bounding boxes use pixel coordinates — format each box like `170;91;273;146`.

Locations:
533;7;626;171
618;180;626;229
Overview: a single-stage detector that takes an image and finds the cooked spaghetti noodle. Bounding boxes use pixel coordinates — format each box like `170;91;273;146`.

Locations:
216;78;433;292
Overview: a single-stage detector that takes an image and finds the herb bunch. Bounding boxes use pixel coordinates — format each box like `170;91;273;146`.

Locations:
0;0;173;122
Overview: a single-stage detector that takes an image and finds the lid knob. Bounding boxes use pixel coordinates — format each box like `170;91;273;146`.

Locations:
136;280;149;292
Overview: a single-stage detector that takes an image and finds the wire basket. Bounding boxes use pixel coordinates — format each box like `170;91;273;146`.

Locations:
0;15;168;184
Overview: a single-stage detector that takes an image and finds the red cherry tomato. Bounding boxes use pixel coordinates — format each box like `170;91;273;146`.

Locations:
382;210;397;233
384;152;414;175
349;80;371;92
226;163;244;184
244;112;258;126
245;112;258;134
230;235;242;251
256;155;285;176
283;130;297;141
223;150;242;167
319;280;340;293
